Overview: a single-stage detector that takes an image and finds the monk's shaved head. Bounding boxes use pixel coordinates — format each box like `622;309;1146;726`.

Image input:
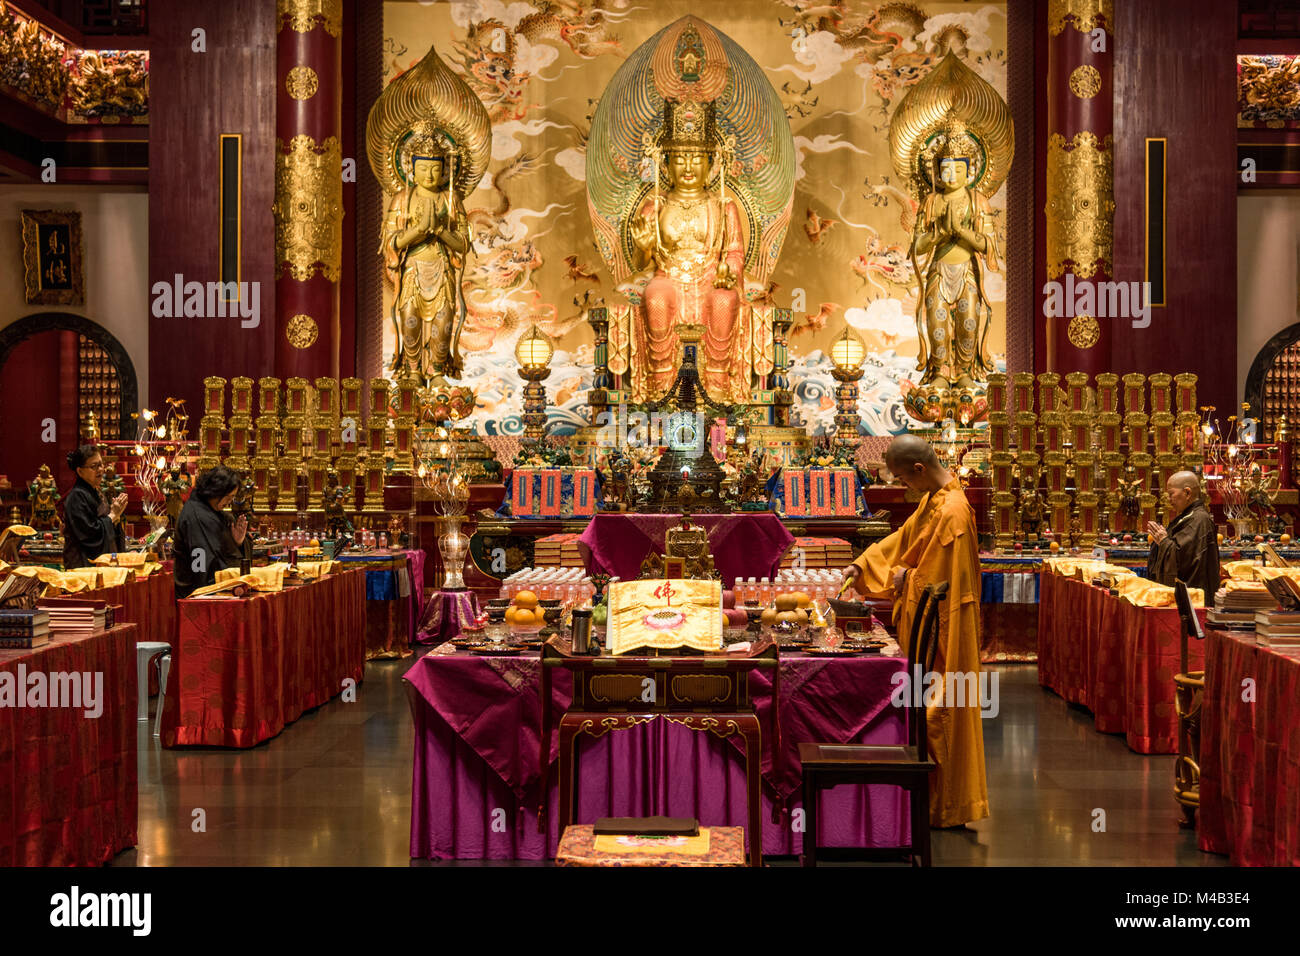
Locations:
884;434;940;469
1168;470;1201;495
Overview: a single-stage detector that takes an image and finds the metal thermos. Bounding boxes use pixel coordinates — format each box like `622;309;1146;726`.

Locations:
570;608;593;654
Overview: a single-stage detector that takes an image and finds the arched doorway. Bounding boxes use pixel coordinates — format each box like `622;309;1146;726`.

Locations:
0;313;139;494
1245;322;1300;440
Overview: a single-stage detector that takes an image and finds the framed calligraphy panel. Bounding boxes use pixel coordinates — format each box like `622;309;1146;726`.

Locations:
21;209;85;306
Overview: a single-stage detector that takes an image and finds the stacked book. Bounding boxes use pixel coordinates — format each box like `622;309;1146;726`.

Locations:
1254;609;1300;647
36;597;113;636
0;608;50;649
780;537;854;569
1208;582;1276;628
533;533;584;568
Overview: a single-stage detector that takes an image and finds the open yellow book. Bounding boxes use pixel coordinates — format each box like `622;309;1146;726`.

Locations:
1112;575;1203;608
606;579;723;655
92;551;149;568
213;563;287;592
190;574;263;597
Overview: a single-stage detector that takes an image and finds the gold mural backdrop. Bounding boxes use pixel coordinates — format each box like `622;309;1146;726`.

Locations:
381;0;1007;436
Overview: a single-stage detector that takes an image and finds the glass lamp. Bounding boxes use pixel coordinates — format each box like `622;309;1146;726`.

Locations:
829;325;867;447
516;326;554;442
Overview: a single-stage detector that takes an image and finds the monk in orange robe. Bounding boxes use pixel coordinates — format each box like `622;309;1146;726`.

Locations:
841;434;989;828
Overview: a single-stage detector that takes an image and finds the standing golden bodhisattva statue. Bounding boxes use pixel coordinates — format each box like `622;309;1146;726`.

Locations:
366;45;491;386
380;131;472;383
910;122;1001;392
889;51;1014;423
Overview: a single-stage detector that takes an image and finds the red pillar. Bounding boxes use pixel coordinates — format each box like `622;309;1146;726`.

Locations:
274;0;343;380
1044;1;1114;376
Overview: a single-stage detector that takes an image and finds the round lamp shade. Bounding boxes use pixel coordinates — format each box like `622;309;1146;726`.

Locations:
830;326;867;372
515;325;554;369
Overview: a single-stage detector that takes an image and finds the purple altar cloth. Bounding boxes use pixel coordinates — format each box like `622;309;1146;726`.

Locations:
404;648;909;859
577;512;794;584
415;589;481;646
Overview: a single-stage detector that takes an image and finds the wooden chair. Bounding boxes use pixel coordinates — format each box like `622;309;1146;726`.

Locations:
799;581;947;867
1172;579;1206;828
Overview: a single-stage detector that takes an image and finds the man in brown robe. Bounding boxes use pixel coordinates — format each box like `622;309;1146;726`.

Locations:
1146;471;1220;598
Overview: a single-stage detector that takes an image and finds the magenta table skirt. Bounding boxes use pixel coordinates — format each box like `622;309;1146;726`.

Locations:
405;651;910;860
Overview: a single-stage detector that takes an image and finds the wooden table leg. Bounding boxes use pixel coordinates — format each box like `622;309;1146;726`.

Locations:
743;718;762;867
802;771;817;867
558;717;577;830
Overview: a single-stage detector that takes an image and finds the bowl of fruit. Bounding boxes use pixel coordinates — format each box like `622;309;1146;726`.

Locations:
503;589;544;637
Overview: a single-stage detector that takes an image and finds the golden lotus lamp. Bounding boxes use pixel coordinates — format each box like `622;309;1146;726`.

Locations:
516;325;554;443
829;325;867;449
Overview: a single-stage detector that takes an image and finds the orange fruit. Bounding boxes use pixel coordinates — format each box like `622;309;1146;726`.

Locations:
774;594;797;612
511;608;535;627
794;608;809;624
760;607;777;626
514;589;539;609
793;591;811;609
504;606;519;625
775;610;799;624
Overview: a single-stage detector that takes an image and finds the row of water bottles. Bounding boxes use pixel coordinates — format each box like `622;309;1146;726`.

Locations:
734;568;845;606
499;567;612;605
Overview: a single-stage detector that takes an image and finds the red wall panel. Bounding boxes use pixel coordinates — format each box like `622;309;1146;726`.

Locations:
147;0;277;413
1112;0;1238;416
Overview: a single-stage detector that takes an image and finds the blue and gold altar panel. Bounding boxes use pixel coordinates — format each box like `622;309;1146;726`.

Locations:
498;467;602;519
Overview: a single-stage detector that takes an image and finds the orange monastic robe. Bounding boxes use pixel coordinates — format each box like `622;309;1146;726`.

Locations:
852;478;989;827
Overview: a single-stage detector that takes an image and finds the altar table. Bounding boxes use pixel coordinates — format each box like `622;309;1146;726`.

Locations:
405;647;910;860
161;569;366;748
334;551;426;659
0;623;138;865
88;569;176;694
577;512;793;585
1198;629;1300;865
1037;570;1204;754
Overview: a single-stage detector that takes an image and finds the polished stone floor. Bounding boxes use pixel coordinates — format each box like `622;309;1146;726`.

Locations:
112;659;1227;866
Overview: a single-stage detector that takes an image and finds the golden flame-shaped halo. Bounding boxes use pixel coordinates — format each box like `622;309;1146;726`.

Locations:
888;51;1014;199
365;45;491;197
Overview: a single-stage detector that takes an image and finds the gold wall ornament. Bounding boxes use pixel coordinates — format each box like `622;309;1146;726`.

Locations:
274;134;343;282
1067;314;1101;349
286;314;319;349
1047;0;1114;36
1045;131;1114;279
68;50;149;121
1069;65;1102;99
277;0;342;37
20;209;85;306
285;65;319;101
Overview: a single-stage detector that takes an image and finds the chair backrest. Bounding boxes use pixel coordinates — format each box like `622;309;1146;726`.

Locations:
905;581;950;755
1173;579;1203;675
